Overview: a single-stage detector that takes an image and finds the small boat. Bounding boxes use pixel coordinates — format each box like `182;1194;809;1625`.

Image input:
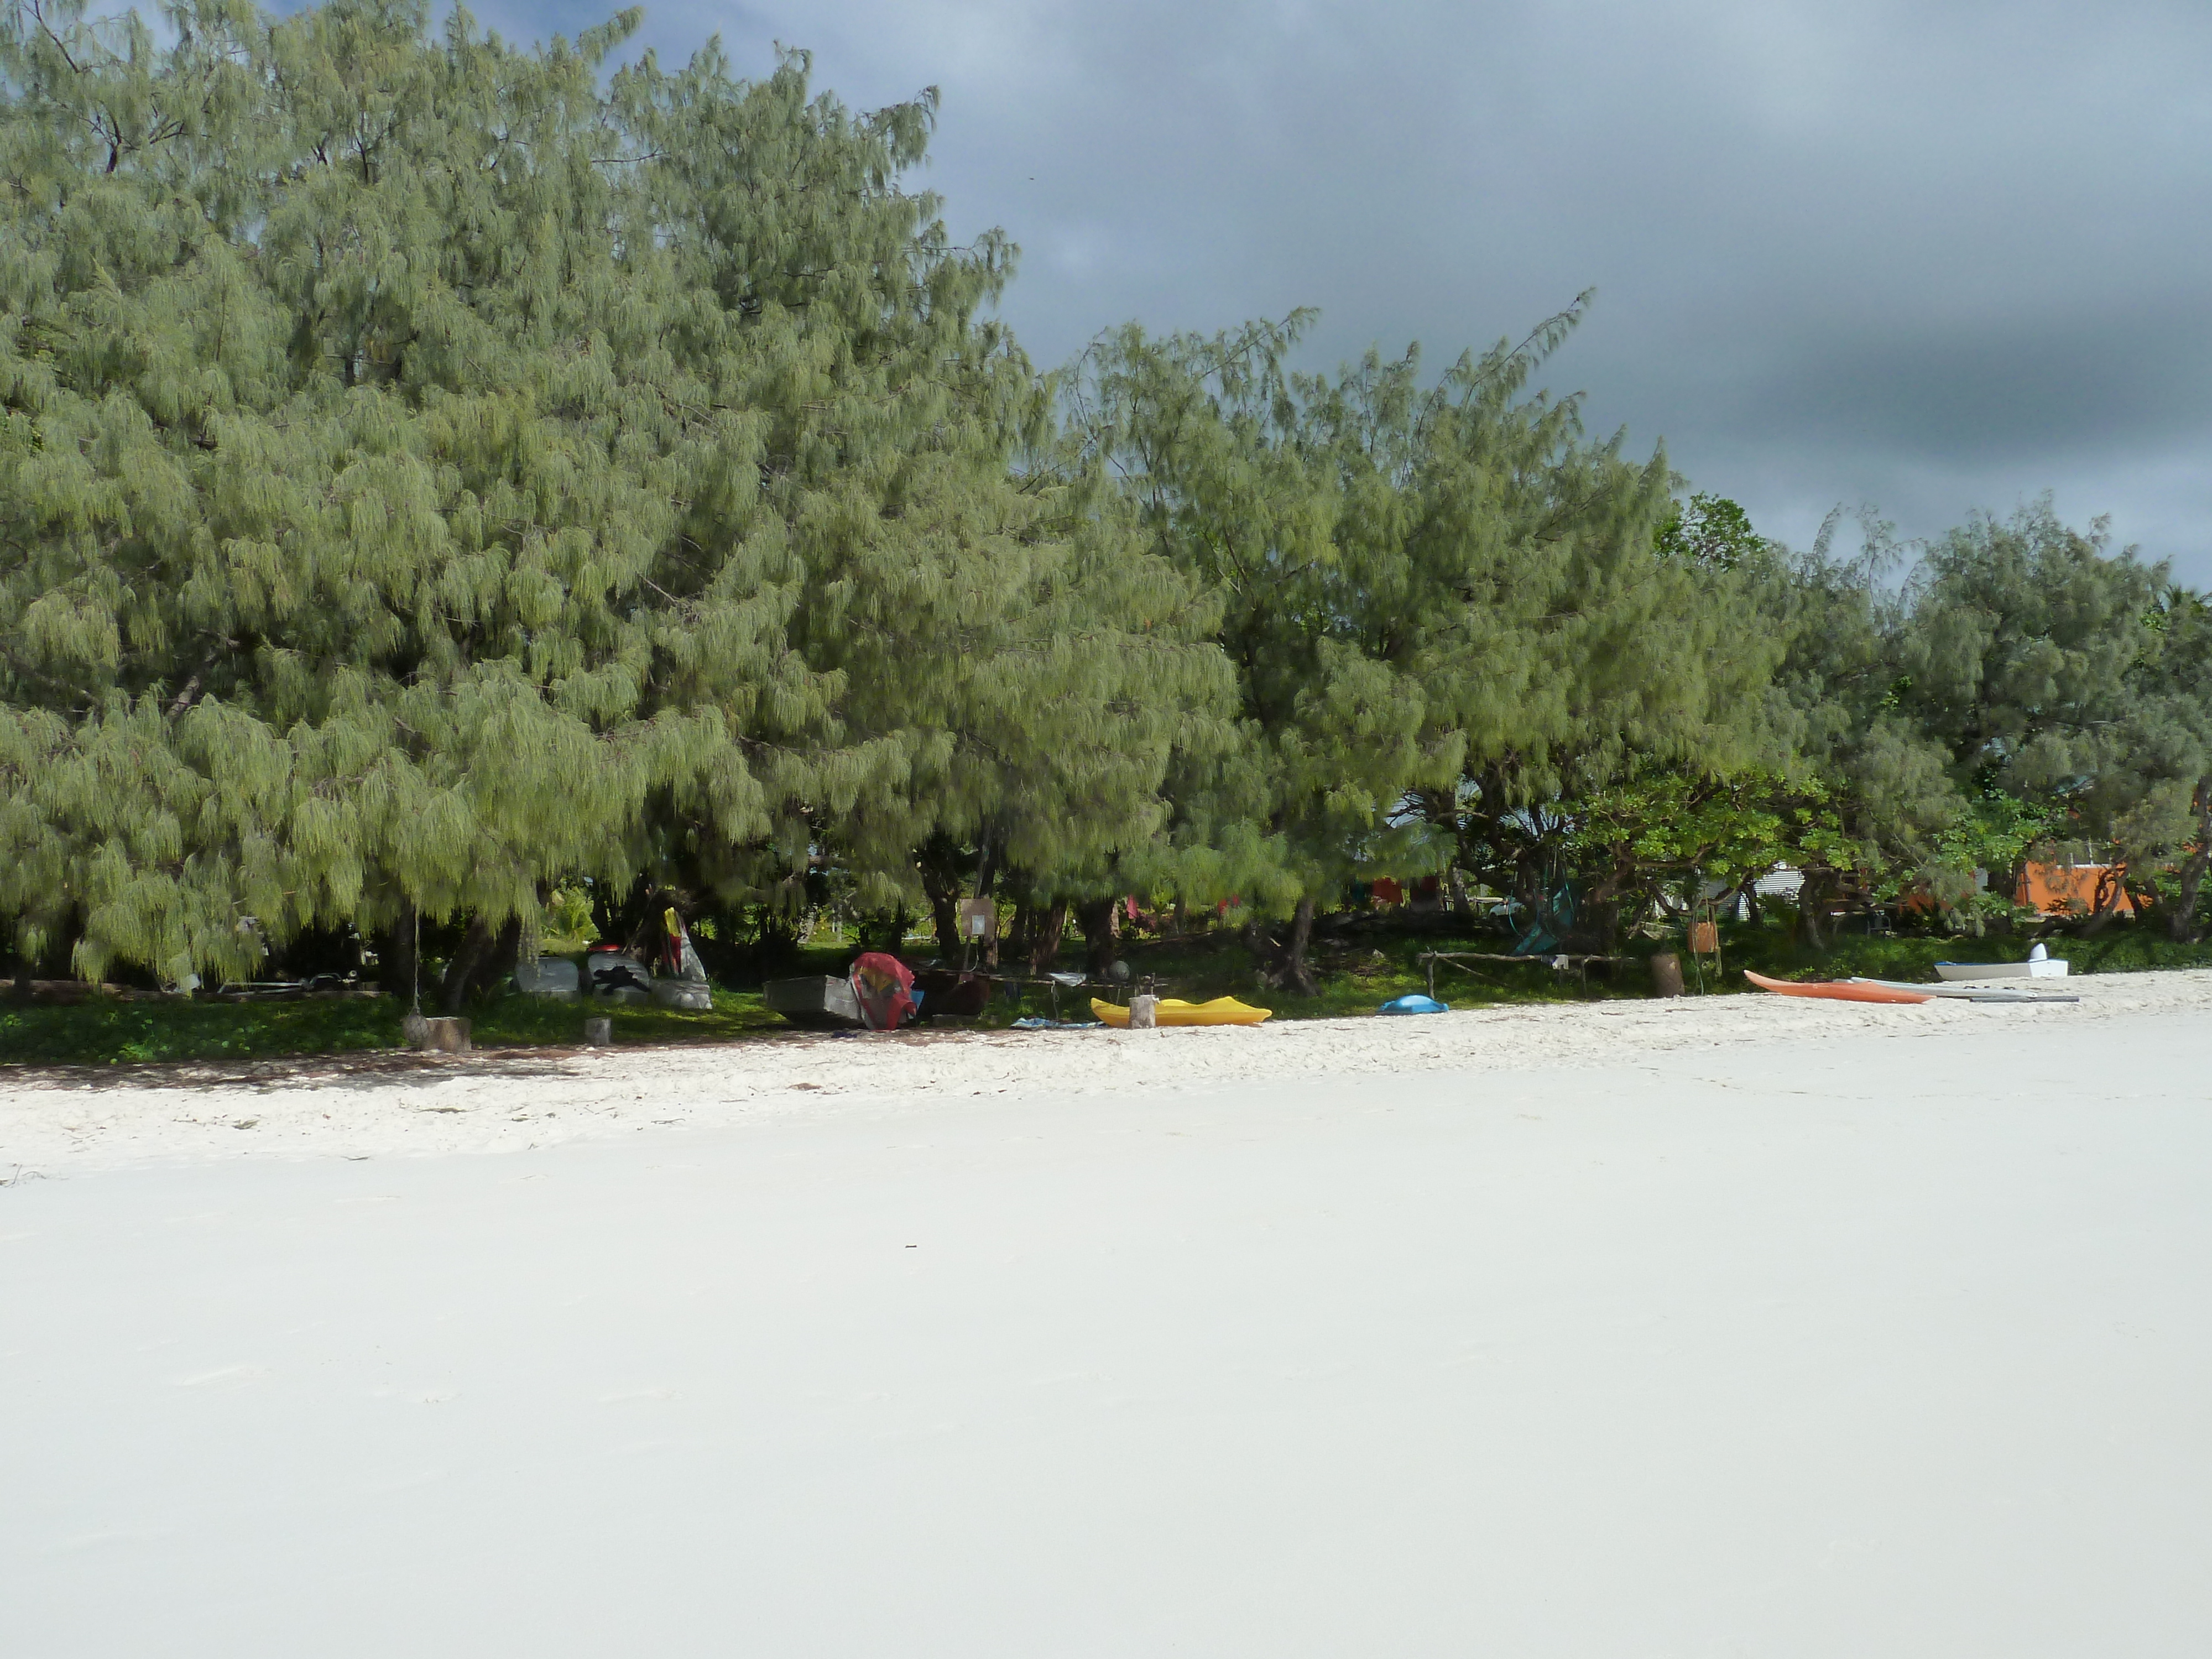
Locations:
1743;971;1932;1004
1090;996;1272;1028
1846;978;2079;1004
764;974;864;1029
1933;959;2068;981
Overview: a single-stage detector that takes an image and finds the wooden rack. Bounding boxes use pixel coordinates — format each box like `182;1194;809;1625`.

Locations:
1417;950;1626;999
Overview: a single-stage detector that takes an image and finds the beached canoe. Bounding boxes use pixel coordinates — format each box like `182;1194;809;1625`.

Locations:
1846;977;2080;1004
1743;970;1932;1004
1934;959;2068;981
1090;996;1273;1029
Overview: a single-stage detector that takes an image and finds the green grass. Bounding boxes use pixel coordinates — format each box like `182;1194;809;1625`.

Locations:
9;920;2212;1069
0;987;786;1069
1076;917;2212;1016
1095;926;1613;1019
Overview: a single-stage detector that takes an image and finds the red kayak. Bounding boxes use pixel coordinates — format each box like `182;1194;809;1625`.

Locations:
1743;970;1932;1005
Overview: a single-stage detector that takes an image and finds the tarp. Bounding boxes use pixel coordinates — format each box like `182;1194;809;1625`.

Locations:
1511;884;1577;955
849;952;917;1030
656;906;708;981
2014;862;2136;917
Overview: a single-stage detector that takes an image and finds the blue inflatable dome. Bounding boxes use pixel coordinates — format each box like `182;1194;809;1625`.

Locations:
1379;993;1450;1015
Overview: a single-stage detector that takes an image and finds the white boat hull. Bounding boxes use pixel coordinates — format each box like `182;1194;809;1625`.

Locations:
1934;959;2068;981
1850;978;2078;1004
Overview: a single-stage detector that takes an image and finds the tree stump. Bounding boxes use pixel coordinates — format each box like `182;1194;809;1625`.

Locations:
1648;952;1685;998
583;1016;612;1047
407;1016;471;1053
1128;993;1158;1029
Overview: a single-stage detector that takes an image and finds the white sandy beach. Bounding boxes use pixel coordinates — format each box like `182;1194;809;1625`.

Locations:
7;969;2212;1172
4;975;2210;1654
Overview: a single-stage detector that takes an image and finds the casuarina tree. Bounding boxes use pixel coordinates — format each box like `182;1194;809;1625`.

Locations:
0;0;1225;989
1076;299;1778;980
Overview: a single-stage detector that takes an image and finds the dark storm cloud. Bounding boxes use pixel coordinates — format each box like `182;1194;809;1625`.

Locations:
1757;299;2212;460
492;0;2212;573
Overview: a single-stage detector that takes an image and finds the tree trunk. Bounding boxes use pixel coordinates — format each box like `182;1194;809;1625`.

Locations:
379;900;419;1006
917;835;964;958
1281;896;1317;995
1243;896;1319;997
973;838;1001;968
438;915;495;1014
2169;778;2212;942
1797;870;1833;952
1580;856;1638;953
1026;900;1070;977
591;878;670;965
2080;864;2128;937
923;875;960;959
590;879;633;951
481;915;523;993
1077;899;1119;978
1732;877;1762;927
2126;879;2163;930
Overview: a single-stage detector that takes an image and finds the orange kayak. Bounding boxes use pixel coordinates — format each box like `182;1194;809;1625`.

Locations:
1743;970;1931;1004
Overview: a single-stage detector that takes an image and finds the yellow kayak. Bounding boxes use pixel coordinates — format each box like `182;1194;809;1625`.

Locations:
1090;996;1272;1029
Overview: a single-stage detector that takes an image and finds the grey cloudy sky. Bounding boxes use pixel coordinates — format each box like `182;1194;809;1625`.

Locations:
488;0;2212;576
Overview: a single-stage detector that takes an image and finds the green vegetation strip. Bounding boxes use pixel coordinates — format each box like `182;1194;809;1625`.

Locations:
10;927;2209;1069
0;992;782;1070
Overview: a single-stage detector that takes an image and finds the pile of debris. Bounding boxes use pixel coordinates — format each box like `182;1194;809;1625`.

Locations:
514;906;714;1012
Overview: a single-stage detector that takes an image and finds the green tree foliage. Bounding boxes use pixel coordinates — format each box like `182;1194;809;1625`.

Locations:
1898;507;2164;829
1653;491;1773;571
1754;499;2212;941
0;0;1225;987
1877;504;2197;931
1076;302;1783;977
1529;770;1851;938
7;1;2206;1003
1077;314;1462;990
2137;591;2212;938
1745;514;1973;935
